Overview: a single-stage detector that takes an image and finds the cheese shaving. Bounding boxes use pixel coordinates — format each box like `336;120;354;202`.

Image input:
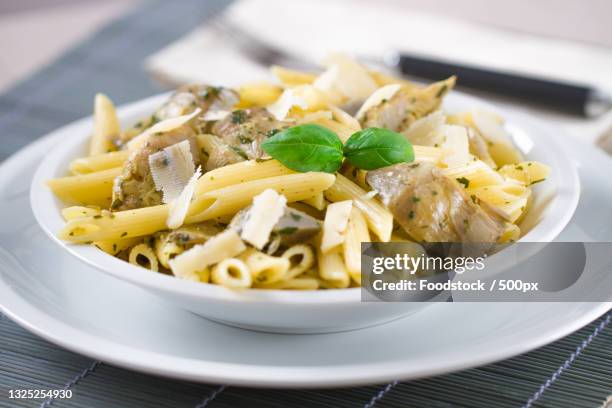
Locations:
241;189;287;249
355;84;402;120
321;200;353;252
166;165;202;229
439;125;471;169
315;53;378;102
267;88;308;120
168;229;247;279
149;140;196;204
127;108;201;151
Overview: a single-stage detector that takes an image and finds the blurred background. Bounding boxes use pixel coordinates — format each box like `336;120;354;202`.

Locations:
1;0;612;150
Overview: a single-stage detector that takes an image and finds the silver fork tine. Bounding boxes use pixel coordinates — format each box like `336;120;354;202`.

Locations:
210;18;317;70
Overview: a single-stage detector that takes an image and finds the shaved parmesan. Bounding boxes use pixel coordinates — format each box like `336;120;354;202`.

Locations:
241;189;287;249
321;200;353;252
438;125;471;169
166;166;202;229
355;84;402;120
149;140;196;204
315;53;378;101
169;229;246;280
403;110;446;146
127;108;201;151
267;88;308;120
202;110;230;121
471;111;511;144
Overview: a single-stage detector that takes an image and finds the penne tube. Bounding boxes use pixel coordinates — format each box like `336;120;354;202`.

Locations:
89;93;120;155
343;207;370;284
443;160;504;189
188;172;336;223
241;248;289;284
47;167;121;207
254;277;319;290
69;150;129;174
62;205;101;220
95;236;142;255
282;244;315;279
128;243;159;272
211;258;252;288
301;192;326;211
270;65;317;87
236;81;283;108
60;172;336;243
317;247;350;288
325;174;393;242
413;145;448;165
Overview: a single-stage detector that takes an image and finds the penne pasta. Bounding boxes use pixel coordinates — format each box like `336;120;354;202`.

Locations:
254;277;319;290
270;65;317;87
69;150;129;174
241;248;289;284
95;236;142;256
89;93;120;155
301;192;326;211
317;247;350;289
324;174;393;242
282;244;315;280
211;258;252;288
128;243;159;272
47;167;121;207
343;207;370;284
236;81;283;108
60;172;335;243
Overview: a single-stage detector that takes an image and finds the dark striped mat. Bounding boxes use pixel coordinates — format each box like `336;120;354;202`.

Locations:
0;1;610;407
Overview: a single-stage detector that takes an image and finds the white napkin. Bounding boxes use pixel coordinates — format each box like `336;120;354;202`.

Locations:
146;0;612;145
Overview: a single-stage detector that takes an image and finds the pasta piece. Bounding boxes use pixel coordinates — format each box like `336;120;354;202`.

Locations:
69;150;129;174
321;200;353;252
237;81;283;108
270;65;316;87
169;229;246;280
155;238;183;269
255;277;319;290
439;125;471;169
317;247;350;288
240;189;287;249
498;161;550;186
241;248;290;284
309;117;356;143
328;104;361;131
324;174;393;241
290;84;343;111
499;223;521;243
211;258;252;289
95;236;141;255
61;206;101;220
413;145;447;165
343;207;370;284
59;170;332;243
301;192;326;211
443;160;504;189
128;243;159;272
90;93;120;155
47;167;121;206
282;244;315;279
188;172;336;223
472;183;530;222
190;153;296;195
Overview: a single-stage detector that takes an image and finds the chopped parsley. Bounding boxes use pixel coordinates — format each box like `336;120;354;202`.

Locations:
231;110;247;124
456;177;470;188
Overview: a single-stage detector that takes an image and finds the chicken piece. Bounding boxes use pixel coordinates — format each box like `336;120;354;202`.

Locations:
359;77;455;132
111;125;198;210
117;85;238;148
366;162;505;243
211;108;289;161
230;206;321;250
155;85;239;121
203;134;247;171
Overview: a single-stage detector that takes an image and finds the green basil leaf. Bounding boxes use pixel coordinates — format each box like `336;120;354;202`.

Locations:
343;128;414;170
261;124;344;173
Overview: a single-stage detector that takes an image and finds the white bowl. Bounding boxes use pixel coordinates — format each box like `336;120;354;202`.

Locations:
30;92;580;333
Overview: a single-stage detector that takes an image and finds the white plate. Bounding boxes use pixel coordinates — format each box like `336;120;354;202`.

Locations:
1;123;609;387
27;92;580;333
